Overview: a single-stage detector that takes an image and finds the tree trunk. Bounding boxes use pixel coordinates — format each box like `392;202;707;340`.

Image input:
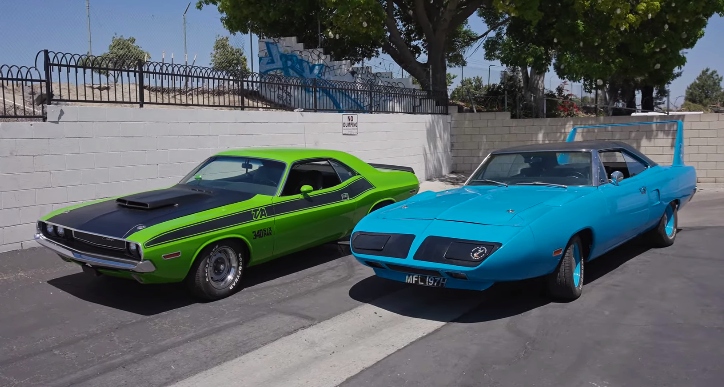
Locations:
624;85;636;114
528;68;545;117
640;85;655;112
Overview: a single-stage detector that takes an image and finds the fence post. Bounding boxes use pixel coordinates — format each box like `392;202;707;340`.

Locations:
240;77;245;110
313;78;318;112
368;84;373;113
43;49;52;106
137;59;145;108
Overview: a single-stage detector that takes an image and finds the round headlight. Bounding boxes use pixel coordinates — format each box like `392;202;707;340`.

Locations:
57;227;65;237
129;243;137;252
45;224;55;235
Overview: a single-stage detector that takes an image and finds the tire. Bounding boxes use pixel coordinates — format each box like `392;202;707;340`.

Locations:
546;235;585;301
185;240;247;301
647;201;678;248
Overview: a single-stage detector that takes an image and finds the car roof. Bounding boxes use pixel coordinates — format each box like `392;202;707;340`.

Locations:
493;140;626;153
491;140;658;166
212;147;354;164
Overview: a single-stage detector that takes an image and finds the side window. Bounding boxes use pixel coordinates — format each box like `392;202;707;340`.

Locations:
599;150;629;179
329;159;359;183
280;159;343;196
622;151;647;177
598;149;648;180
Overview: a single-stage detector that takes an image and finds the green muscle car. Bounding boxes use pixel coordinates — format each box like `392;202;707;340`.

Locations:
34;148;419;300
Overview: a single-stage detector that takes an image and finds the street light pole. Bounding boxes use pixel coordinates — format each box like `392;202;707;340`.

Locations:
86;0;92;55
183;2;190;66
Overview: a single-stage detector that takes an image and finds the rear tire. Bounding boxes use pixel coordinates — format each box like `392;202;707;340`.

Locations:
647;201;678;248
546;235;585;301
185;240;246;301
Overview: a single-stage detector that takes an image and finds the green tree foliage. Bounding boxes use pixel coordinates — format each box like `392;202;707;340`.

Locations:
450;76;486;103
685;67;724;107
479;1;724;115
552;1;724;113
81;35;151;83
413;72;458;88
210;35;250;79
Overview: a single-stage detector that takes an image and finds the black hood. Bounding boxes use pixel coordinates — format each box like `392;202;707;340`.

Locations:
47;185;255;239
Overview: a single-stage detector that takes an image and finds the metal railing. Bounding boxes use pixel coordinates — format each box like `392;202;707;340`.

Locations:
0;64;47;121
0;49;449;121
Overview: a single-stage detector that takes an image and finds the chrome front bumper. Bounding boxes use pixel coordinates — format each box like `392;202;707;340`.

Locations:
34;233;156;273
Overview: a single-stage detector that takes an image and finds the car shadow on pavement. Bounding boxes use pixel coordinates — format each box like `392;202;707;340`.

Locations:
348;236;654;323
46;243;350;316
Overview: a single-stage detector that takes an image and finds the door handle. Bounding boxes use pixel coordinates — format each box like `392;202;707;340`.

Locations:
640;186;647;194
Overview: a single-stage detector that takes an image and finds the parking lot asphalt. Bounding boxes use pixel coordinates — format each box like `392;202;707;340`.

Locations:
0;188;722;387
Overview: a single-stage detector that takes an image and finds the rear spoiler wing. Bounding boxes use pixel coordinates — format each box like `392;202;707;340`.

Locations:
566;119;685;166
369;163;415;174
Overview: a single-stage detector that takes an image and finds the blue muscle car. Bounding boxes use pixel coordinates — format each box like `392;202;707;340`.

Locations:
349;122;697;300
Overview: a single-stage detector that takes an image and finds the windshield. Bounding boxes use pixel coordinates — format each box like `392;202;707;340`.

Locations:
179;156;286;196
467;151;593;187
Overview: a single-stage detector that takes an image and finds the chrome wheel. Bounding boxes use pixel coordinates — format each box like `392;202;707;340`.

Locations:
206;246;240;290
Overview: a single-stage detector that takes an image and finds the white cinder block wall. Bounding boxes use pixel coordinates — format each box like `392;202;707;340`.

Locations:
0;105;452;253
450;111;724;183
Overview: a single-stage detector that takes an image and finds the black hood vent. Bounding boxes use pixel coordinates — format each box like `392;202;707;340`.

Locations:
116;187;210;210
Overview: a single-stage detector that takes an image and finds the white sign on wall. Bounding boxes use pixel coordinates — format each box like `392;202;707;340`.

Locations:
342;114;358;135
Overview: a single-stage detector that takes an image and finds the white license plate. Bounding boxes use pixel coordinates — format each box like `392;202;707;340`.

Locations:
405;274;447;287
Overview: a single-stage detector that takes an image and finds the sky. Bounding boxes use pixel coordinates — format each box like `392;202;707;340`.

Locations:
1;0;722;109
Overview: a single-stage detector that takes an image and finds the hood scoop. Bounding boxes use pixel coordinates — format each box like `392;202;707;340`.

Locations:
116;187;209;210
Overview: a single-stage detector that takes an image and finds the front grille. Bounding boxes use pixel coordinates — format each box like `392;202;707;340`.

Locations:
72;231;127;250
39;222;141;262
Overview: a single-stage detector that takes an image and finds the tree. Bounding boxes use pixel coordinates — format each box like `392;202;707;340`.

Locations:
412;72;458;88
450;76;485;103
551;1;724;114
198;0;519;93
81;35;151;83
210;35;250;79
685;67;724;107
480;1;724;116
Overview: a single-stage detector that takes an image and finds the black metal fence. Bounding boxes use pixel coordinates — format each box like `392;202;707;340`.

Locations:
0;49;448;121
0;64;47;121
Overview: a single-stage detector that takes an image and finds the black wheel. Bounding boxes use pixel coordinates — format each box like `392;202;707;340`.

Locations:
647;201;678;248
546;235;585;301
185;240;246;301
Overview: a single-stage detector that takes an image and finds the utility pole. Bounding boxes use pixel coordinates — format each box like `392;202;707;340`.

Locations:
183;2;190;66
86;0;92;55
250;31;254;73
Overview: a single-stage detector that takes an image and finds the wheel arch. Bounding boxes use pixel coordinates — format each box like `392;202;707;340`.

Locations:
189;234;252;272
368;198;396;214
572;227;594;261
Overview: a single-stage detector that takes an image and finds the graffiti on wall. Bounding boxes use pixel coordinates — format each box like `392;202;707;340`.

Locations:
256;37;428;113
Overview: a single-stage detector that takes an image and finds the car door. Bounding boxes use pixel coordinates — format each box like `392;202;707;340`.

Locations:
596;149;652;246
271;158;358;256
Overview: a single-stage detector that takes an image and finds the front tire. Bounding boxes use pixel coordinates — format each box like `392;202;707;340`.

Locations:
185;240;246;301
546;235;585;301
647;201;678;248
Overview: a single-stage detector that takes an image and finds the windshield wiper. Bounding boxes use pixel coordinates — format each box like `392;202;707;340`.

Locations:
515;182;568;189
468;179;508;187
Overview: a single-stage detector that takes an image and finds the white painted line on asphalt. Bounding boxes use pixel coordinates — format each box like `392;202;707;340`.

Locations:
170;286;480;387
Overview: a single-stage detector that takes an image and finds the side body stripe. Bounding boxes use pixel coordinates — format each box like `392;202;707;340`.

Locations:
144;177;376;248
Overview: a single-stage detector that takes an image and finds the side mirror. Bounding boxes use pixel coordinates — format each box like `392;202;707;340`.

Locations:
299;185;313;194
609;171;624;185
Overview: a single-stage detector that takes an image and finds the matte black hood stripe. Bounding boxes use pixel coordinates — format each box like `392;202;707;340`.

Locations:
144;177;375;248
47;186;256;239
